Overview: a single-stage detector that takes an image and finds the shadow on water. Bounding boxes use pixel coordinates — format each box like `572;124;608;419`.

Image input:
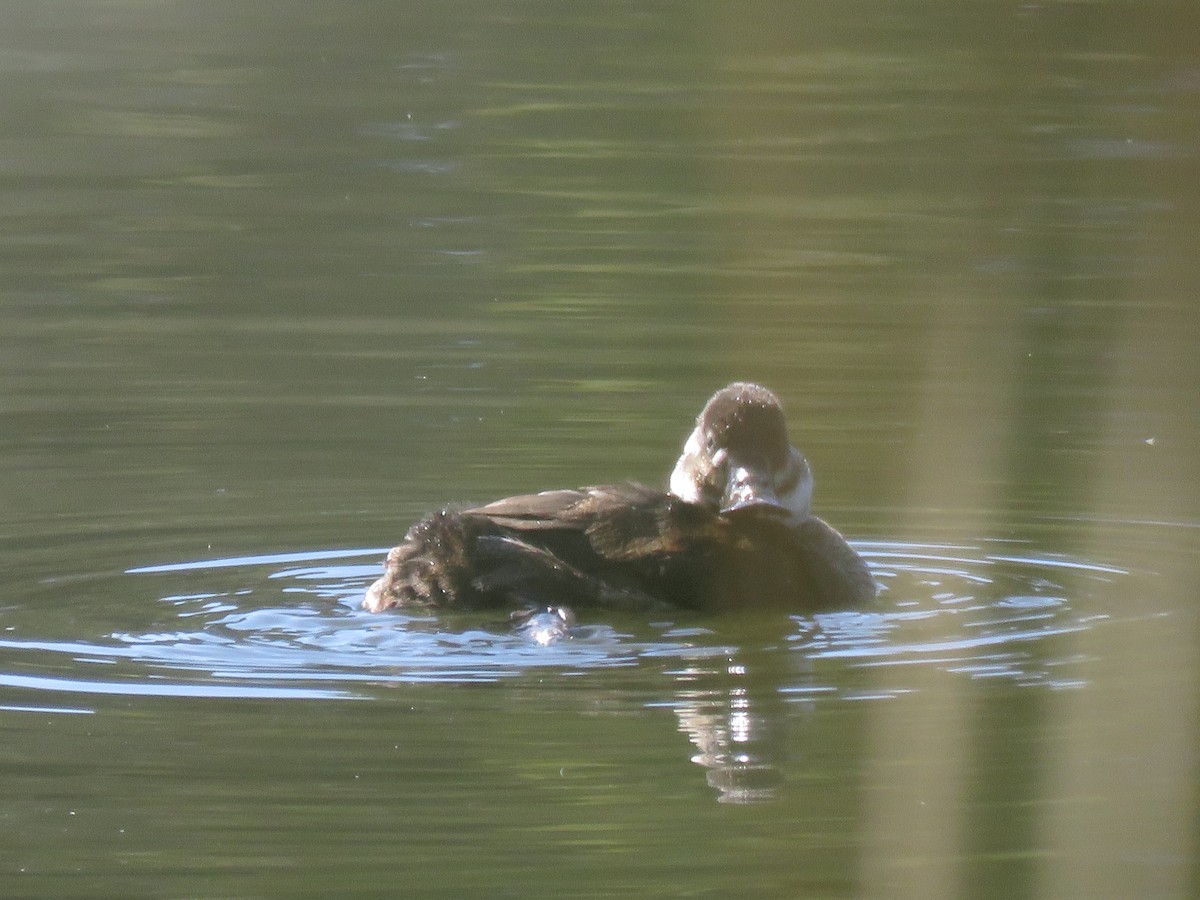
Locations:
0;538;1129;802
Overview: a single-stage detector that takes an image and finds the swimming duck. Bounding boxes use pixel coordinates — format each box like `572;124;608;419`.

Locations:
364;382;875;614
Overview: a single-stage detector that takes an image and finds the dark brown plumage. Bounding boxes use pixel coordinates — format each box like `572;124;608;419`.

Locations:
364;383;875;615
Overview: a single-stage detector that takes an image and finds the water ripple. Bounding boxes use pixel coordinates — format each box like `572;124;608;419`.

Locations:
0;538;1123;700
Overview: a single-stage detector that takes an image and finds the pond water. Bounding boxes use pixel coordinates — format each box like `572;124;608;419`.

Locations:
2;1;1197;897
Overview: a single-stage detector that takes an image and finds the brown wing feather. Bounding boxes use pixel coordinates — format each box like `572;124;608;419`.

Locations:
579;485;718;561
466;482;702;561
465;489;590;530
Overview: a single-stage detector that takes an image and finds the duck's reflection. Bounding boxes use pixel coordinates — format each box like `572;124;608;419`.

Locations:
666;642;808;804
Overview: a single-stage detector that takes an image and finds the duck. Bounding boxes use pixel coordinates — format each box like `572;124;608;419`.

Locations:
364;382;875;615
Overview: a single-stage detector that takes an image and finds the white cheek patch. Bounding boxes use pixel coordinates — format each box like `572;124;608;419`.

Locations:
779;455;814;520
669;428;707;502
781;479;813;519
669;471;702;503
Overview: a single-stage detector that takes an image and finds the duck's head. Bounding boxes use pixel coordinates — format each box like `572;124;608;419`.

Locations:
668;382;813;523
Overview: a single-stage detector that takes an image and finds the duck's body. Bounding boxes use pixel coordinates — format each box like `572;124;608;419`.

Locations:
364;383;874;615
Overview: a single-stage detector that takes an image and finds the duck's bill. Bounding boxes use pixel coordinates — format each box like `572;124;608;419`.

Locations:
720;463;789;516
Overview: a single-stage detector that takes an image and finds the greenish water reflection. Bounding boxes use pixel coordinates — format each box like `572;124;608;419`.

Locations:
1;0;1197;897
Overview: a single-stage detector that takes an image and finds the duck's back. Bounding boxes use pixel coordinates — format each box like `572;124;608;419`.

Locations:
363;482;874;613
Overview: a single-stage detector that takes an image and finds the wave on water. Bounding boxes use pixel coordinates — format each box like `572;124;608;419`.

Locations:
0;539;1125;704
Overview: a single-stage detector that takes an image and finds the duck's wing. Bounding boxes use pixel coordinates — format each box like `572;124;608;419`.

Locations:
466;483;666;530
471;532;662;611
468;482;699;565
465;489;592;531
578;484;717;562
466;487;671;610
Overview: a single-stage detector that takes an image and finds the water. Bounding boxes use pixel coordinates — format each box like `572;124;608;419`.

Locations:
2;1;1198;897
3;539;1115;695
